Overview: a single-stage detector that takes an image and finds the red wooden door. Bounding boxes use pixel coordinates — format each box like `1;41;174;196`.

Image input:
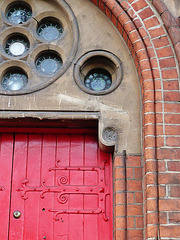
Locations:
0;131;113;240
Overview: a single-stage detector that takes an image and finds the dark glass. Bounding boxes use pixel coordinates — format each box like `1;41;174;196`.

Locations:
5;36;29;57
7;3;32;24
37;21;63;41
36;53;62;75
2;71;28;91
84;68;112;91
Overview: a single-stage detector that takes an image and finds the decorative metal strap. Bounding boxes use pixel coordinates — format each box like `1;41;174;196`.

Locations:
17;160;110;222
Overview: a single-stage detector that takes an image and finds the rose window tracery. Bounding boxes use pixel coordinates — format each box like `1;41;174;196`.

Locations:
0;0;78;95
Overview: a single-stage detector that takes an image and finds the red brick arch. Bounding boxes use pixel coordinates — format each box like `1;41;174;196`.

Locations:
89;0;180;239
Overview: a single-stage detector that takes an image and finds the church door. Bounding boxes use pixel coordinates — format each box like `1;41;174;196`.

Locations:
0;130;112;239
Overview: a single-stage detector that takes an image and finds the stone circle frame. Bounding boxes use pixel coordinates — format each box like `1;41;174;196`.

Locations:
74;50;123;95
0;0;79;95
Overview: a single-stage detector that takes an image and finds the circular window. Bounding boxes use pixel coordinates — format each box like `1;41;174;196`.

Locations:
36;52;63;75
84;68;112;91
2;69;28;91
37;18;63;42
5;35;29;57
6;2;32;25
0;0;79;95
74;51;123;95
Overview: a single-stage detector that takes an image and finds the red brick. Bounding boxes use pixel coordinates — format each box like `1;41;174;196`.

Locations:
164;91;180;101
146;199;158;211
126;156;141;167
117;20;123;34
133;18;143;28
170;186;180;197
127;193;134;204
156;137;164;147
127;216;134;228
169;212;180;224
112;4;123;18
136;216;144;228
163;80;179;90
160;225;180;238
127;8;136;19
127;180;142;191
153;36;169;48
168;161;180;171
144;16;160;29
114;156;124;167
153;0;167;14
115;168;125;179
115;180;126;191
164;103;180;113
146;212;159;225
127;205;143;216
162;69;178;79
165;114;180;124
134;168;142;179
126;168;134;178
165;125;180;135
116;229;126;240
139;7;154;20
159;57;176;68
116;205;126;217
166;137;180;147
105;6;112;19
159;199;180;211
158;173;180;184
145;186;157;198
118;12;130;26
159;185;166;197
127;230;143;239
116;192;126;205
131;0;147;12
169;26;180;45
119;0;130;11
147;47;156;58
135;192;143;203
145;172;157;185
156;46;174;58
157;148;180;159
116;217;126;229
156;113;163;123
159;212;168;224
161;11;177;29
146;225;158;238
158;160;166;172
145;160;157;172
149;27;166;38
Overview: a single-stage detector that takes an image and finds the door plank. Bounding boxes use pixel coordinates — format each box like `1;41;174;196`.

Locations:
9;134;28;240
98;149;112;240
23;134;42;239
53;134;70;238
69;134;84;240
0;134;14;240
38;135;56;240
84;134;98;240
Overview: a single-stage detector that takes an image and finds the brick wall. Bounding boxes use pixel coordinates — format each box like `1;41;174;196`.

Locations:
114;154;143;240
90;0;180;239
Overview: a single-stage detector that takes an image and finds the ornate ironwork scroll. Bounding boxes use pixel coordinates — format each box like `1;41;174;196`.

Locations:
17;160;110;221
